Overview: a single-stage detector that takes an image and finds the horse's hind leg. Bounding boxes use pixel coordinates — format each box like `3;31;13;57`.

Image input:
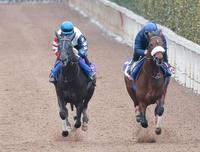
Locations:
135;105;141;123
82;87;94;131
82;108;89;131
81;99;90;131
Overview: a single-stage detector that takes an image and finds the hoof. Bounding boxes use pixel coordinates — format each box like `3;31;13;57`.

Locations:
140;119;148;128
74;122;81;129
141;122;148;128
62;131;69;137
140;116;148;128
155;106;164;116
155;128;162;135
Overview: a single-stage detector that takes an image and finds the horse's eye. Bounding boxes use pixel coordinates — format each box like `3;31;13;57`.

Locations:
149;43;153;48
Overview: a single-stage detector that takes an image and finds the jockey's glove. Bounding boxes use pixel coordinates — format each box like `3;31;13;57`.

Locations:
78;48;87;57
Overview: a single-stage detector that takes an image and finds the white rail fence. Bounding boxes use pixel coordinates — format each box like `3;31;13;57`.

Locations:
68;0;200;95
0;0;63;3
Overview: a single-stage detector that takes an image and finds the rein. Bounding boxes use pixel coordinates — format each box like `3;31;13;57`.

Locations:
143;56;164;80
58;36;80;83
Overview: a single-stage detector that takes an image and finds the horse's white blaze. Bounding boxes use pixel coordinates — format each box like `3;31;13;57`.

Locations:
156;115;162;128
62;119;71;132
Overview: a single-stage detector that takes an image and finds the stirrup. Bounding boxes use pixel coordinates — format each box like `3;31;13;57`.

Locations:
124;65;133;80
49;76;55;83
89;74;96;86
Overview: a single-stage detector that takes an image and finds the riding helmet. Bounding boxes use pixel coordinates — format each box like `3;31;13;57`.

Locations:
60;21;74;35
144;21;157;33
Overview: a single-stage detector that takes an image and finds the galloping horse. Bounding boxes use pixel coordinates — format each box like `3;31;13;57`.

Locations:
54;34;95;137
124;32;170;135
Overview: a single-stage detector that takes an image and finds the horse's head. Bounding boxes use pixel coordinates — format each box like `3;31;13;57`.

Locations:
57;34;77;67
147;30;165;66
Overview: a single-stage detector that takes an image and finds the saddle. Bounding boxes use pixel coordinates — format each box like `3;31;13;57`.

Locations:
123;58;144;81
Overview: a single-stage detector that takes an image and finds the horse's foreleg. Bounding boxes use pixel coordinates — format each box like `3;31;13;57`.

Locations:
139;102;148;128
61;118;71;137
57;95;71;136
74;101;83;129
154;96;165;135
57;95;67;120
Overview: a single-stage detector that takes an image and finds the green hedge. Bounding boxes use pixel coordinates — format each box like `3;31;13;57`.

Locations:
111;0;200;45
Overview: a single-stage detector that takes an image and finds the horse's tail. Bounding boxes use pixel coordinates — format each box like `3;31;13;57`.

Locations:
70;103;74;111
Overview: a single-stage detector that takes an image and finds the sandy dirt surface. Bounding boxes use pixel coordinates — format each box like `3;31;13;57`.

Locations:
0;3;200;152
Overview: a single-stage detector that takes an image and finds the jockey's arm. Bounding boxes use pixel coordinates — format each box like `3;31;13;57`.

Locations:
52;37;60;58
133;32;146;59
75;35;88;57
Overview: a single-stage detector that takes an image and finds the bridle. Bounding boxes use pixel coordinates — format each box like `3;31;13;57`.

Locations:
58;36;79;83
143;35;165;79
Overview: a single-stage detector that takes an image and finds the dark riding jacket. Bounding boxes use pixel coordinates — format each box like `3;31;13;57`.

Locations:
133;29;168;63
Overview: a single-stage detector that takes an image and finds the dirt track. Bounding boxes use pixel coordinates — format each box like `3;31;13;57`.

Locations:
0;3;200;152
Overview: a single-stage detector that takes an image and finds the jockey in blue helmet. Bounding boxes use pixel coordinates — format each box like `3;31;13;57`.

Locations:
134;21;168;62
126;21;173;74
49;21;96;83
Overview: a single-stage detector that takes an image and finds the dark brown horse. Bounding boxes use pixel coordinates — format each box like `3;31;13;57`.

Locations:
54;34;95;137
124;33;170;135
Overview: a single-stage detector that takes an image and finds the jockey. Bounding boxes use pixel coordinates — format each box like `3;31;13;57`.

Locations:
127;21;173;74
49;21;96;83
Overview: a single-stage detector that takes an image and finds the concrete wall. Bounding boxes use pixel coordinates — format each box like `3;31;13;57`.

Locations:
68;0;200;94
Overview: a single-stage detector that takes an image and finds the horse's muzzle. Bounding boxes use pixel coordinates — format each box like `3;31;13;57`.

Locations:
154;57;163;66
153;52;163;66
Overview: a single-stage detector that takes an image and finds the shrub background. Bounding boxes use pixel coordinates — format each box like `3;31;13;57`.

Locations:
111;0;200;45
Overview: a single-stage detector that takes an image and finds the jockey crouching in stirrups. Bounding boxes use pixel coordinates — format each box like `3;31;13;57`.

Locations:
124;21;174;79
49;21;96;84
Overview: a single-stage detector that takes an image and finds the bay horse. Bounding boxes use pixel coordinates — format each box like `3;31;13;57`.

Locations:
124;32;170;135
54;34;95;137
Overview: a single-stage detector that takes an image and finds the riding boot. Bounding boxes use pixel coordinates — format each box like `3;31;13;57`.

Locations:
83;56;96;79
127;58;134;74
83;55;91;66
49;74;55;83
79;57;96;85
49;60;61;83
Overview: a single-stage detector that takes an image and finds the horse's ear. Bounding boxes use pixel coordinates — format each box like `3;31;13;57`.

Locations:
152;29;161;36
